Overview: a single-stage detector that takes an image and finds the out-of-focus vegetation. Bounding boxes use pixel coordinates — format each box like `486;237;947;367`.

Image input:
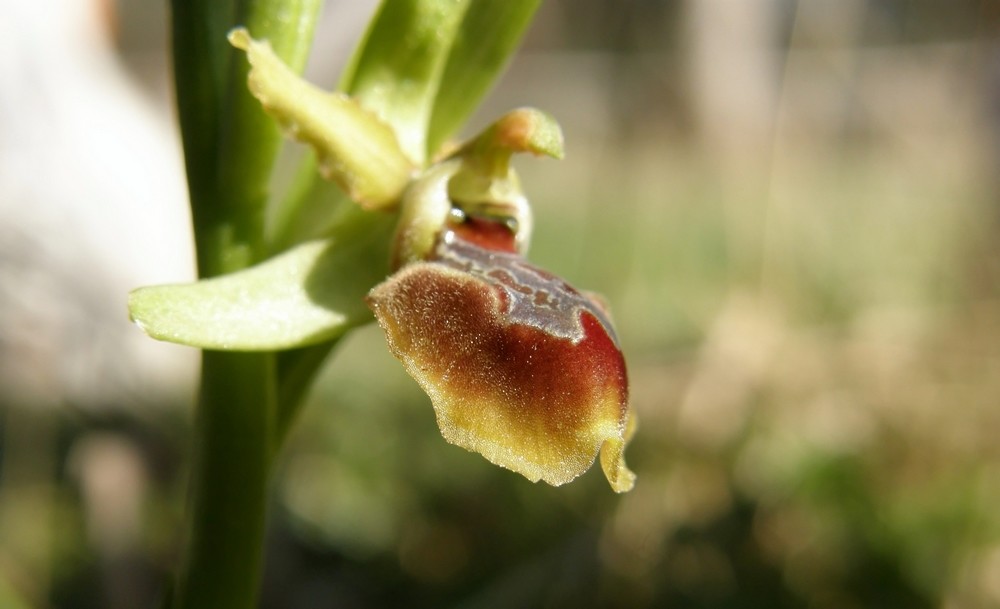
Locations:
2;0;999;607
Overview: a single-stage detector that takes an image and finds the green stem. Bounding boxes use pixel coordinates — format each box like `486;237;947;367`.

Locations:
168;0;320;607
173;351;275;609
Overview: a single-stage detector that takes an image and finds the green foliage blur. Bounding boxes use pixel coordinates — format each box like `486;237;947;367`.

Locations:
2;1;999;608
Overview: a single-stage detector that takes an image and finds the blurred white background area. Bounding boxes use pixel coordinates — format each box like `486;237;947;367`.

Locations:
0;0;195;408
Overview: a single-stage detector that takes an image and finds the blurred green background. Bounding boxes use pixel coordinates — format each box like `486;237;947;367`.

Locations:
2;0;1000;607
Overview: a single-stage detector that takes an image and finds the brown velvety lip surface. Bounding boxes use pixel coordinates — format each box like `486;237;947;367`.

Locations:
367;233;634;491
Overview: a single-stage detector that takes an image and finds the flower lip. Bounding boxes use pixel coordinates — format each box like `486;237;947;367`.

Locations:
367;226;634;492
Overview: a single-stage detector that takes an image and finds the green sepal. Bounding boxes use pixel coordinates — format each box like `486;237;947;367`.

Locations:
230;28;414;210
339;0;471;164
129;211;394;351
426;0;543;156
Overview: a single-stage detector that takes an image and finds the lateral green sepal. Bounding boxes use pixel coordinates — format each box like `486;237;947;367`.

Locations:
129;211;394;350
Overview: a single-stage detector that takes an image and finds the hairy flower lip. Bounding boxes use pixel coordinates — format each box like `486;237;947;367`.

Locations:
367;231;635;492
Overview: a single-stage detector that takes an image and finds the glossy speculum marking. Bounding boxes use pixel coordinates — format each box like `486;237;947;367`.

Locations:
433;227;621;348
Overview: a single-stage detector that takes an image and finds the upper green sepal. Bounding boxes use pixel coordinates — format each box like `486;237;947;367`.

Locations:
128;211;394;351
340;0;470;164
425;0;543;157
229;28;414;210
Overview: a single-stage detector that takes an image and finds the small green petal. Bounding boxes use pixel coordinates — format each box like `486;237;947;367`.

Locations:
229;28;414;209
456;107;565;165
129;212;394;350
391;159;462;269
445;108;565;252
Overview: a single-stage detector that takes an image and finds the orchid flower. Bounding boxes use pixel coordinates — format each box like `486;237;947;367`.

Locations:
129;24;634;492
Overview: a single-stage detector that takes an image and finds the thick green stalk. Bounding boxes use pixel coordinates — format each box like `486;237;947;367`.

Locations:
174;351;275;609
173;0;321;276
168;0;320;607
